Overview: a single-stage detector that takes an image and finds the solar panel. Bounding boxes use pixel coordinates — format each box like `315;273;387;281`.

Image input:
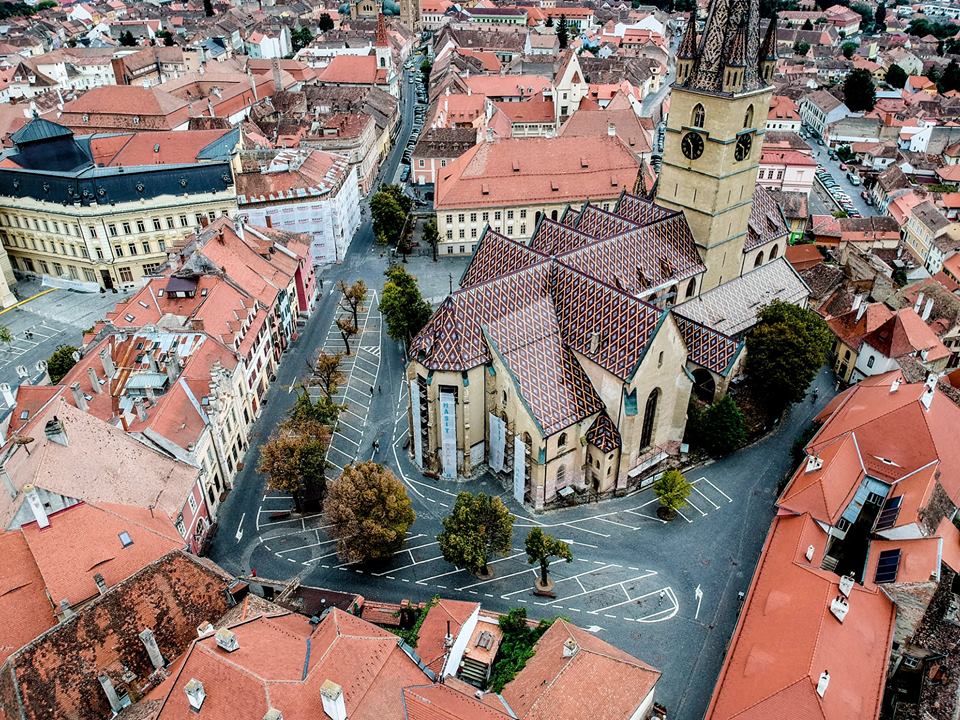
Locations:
875;496;904;531
875;549;901;584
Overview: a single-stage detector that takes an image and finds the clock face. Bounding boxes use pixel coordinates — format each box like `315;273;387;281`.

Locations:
681;132;704;160
735;134;753;161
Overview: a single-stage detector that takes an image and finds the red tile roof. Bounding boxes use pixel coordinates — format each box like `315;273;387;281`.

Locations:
319;55;387;86
415;599;479;674
0;532;53;664
862;308;950;362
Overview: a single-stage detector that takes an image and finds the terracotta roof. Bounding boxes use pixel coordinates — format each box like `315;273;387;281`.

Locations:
0;532;53;664
88;128;233;167
402;682;513;719
502;619;660;720
415;599;478;674
319;55;387;85
827;303;894;352
861;308;950;363
785;244;822;271
585;411;621;452
493;98;555;124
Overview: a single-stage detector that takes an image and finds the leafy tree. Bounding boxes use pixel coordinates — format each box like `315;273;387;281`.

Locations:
759;0;798;18
793;40;810;56
524;528;572;586
336;316;358;355
309;350;346;400
850;3;873;33
843;68;876;111
337;279;367;327
841;41;857;59
875;1;886;30
120;30;137;47
323;462;416;564
836;144;854;162
423;217;440;261
318;12;335;32
258;419;331;512
698;395;747;457
203;0;214;16
545;15;553;26
557;15;569;49
745;300;832;413
420;59;432;88
370;185;410;244
48;345;78;383
0;326;11;344
907;18;959;40
802;18;814;30
381;264;433;348
288;388;343;427
940;60;960;95
885;63;907;88
291;26;314;53
653;469;691;521
164;33;175;46
489;609;555;692
437;492;514;575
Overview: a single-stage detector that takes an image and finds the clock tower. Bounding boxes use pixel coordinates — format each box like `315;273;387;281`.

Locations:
655;0;777;291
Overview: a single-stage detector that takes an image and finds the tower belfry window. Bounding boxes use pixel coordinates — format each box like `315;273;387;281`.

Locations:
691;104;705;128
743;105;754;129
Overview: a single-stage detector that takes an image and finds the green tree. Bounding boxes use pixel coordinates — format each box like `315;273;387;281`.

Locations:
289;388;343;427
370;185;410;244
698;395;747;457
524;528;572;586
793;40;810;56
423;217;440;261
850;3;873;32
653;469;691;521
120;30;137;46
557;15;569;49
802;18;814;30
309;350;346;400
745;300;833;413
380;264;433;347
336;315;358;355
47;344;78;383
0;326;11;344
437;492;514;575
318;12;335;32
489;609;555;692
843;68;876;111
875;1;886;30
841;41;857;59
885;63;907;88
545;15;553;26
163;33;175;46
291;26;314;53
337;278;367;327
258;418;331;512
203;0;214;16
323;461;416;564
420;59;432;88
940;60;960;94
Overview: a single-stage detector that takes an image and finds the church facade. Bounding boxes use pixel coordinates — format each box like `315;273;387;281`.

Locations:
405;0;802;508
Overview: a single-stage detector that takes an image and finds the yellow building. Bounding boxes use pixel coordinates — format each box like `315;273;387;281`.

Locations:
0;119;238;291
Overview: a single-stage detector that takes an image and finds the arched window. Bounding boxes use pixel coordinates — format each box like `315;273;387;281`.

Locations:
754;251;764;268
551;209;558;221
558;432;568;448
657;351;664;369
770;244;780;259
844;349;851;360
691;103;705;128
640;388;659;450
743;105;754;129
867;355;875;368
685;277;697;298
556;464;566;485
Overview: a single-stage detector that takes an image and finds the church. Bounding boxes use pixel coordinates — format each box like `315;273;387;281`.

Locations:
405;0;809;508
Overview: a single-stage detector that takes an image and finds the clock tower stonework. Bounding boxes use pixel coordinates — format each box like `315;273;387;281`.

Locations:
655;0;777;291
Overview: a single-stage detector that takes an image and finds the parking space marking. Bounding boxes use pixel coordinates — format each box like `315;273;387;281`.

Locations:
536;572;656;606
700;476;733;502
692;485;720;510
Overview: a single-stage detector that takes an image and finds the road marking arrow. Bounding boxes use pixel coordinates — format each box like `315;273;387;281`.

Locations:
584;625;604;633
235;513;245;543
694;584;703;620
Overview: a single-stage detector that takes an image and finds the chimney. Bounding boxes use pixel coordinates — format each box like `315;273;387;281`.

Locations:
589;331;601;354
444;620;454;648
207;97;216;118
139;628;166;670
856;301;867;322
98;675;123;714
197;621;216;638
134;398;148;423
922;296;934;322
920;373;937;411
889;377;901;393
805;544;815;562
805;454;823;473
100;348;116;378
215;627;239;652
184;678;206;711
839;573;855;597
70;383;88;412
87;367;102;394
264;711;283;720
0;383;14;408
272;58;282;93
166;349;180;384
816;670;830;698
93;573;108;595
44;416;68;446
59;598;73;619
486;127;494;142
913;291;924;314
320;680;347;720
829;595;849;623
22;484;49;528
265;215;273;228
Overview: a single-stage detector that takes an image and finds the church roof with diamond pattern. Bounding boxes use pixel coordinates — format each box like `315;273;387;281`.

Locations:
410;193;744;435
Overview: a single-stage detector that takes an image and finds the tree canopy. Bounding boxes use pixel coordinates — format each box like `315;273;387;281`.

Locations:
849;3;873;33
557;15;569;48
323;462;416;564
843;68;876;112
381;264;433;347
288;389;343;428
371;185;411;245
318;13;335;32
907;18;959;39
885;63;907;88
690;395;747;457
745;300;833;413
524;528;572;586
309;350;346;400
793;40;810;56
338;279;367;327
291;26;314;53
437;492;514;575
47;345;79;384
841;41;858;59
653;469;691;520
258;418;331;511
939;60;960;95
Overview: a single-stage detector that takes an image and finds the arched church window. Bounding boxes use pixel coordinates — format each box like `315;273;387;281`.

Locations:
691;103;705;128
685;277;697;298
770;244;780;259
558;432;568;448
743;105;754;129
754;251;764;268
640;389;659;450
556;464;566;485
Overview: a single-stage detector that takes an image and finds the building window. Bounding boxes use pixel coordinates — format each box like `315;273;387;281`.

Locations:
770;244;779;259
743;105;754;129
446;230;453;240
136;220;145;233
83;268;96;282
88;226;97;238
867;355;875;368
122;222;131;235
754;251;764;268
142;241;151;254
53;262;62;276
446;215;453;224
96;248;104;260
470;212;477;222
179;215;188;227
640;388;659;450
440;160;447;167
166;217;175;229
558;432;568;448
187;494;197;513
108;224;117;237
507;210;514;219
494;211;502;221
458;229;465;239
418;159;424;167
143;263;161;275
38;260;49;274
685;277;697;298
556;464;566;485
128;243;137;256
520;209;527;218
691;103;705;128
520;224;526;234
470;228;477;238
153;218;162;231
482;212;489;221
119;266;134;282
114;245;123;257
457;213;465;223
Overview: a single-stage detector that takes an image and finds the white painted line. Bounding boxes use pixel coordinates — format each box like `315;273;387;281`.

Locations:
624;509;668;524
560;520;611;538
457;567;537;590
372;555;446;576
675;507;692;523
700;476;733;502
685;497;707;517
275;537;338;555
692;485;721;509
589;585;671;614
594;517;640;530
235;512;245;543
538;572;656;606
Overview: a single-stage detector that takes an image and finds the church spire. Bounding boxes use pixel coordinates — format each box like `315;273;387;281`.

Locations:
676;12;698;84
679;0;767;95
758;15;778;83
375;12;388;47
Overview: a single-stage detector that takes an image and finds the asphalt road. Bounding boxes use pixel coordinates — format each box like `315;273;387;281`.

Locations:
806;139;876;218
209;65;838;719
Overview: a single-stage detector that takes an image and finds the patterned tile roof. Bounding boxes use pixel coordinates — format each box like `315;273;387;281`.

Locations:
615;191;676;226
528;218;598;256
586;411;621;452
745;184;789;251
674;314;742;375
571;203;639;239
460;230;546;288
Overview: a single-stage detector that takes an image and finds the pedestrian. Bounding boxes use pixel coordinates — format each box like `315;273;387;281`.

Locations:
369;385;374;395
378;385;382;394
658;590;665;607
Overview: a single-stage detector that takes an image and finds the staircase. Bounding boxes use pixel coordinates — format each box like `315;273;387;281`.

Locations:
821;555;839;573
458;657;488;688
